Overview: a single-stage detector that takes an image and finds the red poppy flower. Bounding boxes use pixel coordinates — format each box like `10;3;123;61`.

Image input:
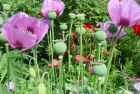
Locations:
71;32;77;41
83;23;94;31
133;24;140;35
70;42;75;51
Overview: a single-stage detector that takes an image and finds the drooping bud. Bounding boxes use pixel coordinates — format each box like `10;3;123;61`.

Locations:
29;67;36;78
38;83;46;94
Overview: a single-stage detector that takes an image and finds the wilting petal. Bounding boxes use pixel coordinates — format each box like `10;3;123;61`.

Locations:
41;0;65;17
108;0;140;27
134;82;140;91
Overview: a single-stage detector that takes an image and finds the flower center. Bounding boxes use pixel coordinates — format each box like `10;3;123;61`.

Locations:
26;27;34;34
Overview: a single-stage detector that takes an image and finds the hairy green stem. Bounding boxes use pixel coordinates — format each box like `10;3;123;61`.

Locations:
102;26;123;94
5;44;10;94
59;55;63;94
68;20;74;72
79;22;84;93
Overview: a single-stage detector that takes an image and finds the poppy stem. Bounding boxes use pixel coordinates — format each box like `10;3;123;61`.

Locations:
5;44;10;94
79;22;84;94
97;43;101;61
59;55;63;94
102;26;123;94
68;20;74;72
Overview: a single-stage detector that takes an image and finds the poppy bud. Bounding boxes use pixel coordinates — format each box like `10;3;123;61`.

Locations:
94;31;106;41
29;67;36;78
38;83;46;94
48;11;57;19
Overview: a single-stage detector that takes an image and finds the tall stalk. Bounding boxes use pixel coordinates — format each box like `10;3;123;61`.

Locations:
102;26;123;94
79;22;84;93
59;55;63;94
68;20;74;72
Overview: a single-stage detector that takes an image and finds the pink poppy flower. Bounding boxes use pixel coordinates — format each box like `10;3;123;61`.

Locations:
53;59;59;69
108;0;140;27
99;21;126;38
75;54;87;63
2;12;49;51
134;82;140;91
88;66;93;74
41;0;65;17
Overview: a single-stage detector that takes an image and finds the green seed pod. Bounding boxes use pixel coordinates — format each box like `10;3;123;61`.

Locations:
94;31;106;41
123;90;133;94
108;23;118;34
2;4;11;10
0;17;4;25
60;23;67;30
98;76;105;85
48;11;57;19
69;13;76;20
0;33;7;43
76;14;85;21
100;40;107;46
29;67;36;78
75;26;86;35
53;41;67;54
92;63;107;76
38;83;46;94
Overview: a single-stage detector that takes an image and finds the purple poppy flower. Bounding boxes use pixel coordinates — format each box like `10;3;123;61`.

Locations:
99;21;126;38
108;0;140;27
8;81;15;91
2;12;49;51
134;82;140;91
41;0;65;17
